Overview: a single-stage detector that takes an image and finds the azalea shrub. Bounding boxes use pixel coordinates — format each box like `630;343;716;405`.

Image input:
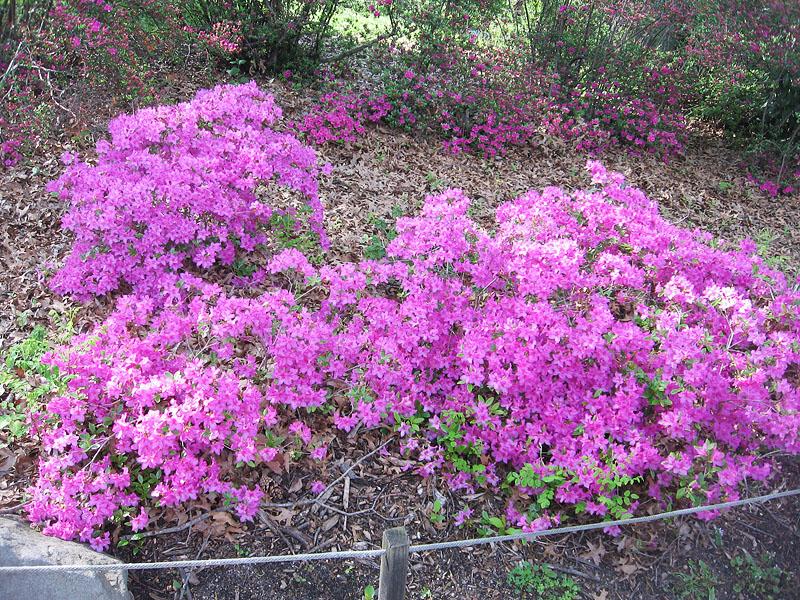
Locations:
48;82;328;299
290;0;797;192
379;45;688;159
293;50;688;160
2;0;797;197
685;0;799;194
29;103;800;547
0;0;194;166
291;89;392;145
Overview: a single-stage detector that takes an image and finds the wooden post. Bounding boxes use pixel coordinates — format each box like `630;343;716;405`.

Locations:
378;526;410;600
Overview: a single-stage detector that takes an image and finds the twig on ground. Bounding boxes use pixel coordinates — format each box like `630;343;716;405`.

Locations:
0;501;28;515
178;533;209;600
263;437;394;510
545;562;601;583
259;512;296;554
121;510;224;541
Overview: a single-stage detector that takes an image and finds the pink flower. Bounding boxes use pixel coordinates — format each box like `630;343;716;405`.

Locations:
453;507;473;526
130;507;149;531
310;445;328;461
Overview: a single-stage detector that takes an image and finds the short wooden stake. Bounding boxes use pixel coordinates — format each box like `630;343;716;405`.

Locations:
378;526;409;600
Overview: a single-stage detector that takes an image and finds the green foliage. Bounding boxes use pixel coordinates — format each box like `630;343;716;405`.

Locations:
363;584;376;600
269;209;325;264
115;531;144;554
730;551;784;600
364;206;403;260
0;326;69;443
226;57;249;81
506;463;565;514
477;510;521;537
232;256;258;277
182;0;399;72
506;458;641;521
129;466;163;499
428;497;444;525
672;560;719;600
506;561;579;600
754;229;797;279
435;409;486;478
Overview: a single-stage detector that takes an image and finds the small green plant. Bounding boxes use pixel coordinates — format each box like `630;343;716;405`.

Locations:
477;510;521;537
506;463;566;515
269;209;324;264
506;561;579;600
435;409;486;479
672;559;719;600
116;532;145;555
754;229;796;277
730;551;783;600
363;584;376;600
425;171;446;191
226;57;249;81
0;326;69;443
718;180;734;193
364;207;403;260
232;256;258;277
429;498;444;525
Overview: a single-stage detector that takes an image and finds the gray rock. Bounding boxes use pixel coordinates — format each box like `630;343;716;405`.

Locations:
0;517;131;600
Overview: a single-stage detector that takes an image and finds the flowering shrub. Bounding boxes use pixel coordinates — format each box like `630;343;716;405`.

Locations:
290;0;796;188
541;65;688;158
295;42;688;160
363;0;693;159
49;82;327;299
185;20;244;55
0;116;24;167
291;90;391;145
30;156;800;547
684;0;799;194
0;0;191;167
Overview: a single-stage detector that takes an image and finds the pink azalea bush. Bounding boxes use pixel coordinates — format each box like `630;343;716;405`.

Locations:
294;43;689;160
30;109;800;546
291;90;392;145
48;82;327;299
191;20;244;55
289;0;796;191
391;47;688;160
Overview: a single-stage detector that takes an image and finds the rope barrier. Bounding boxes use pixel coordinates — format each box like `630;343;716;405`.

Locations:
0;548;387;574
1;487;798;574
408;487;800;553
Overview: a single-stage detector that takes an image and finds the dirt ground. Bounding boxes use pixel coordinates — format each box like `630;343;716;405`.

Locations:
1;73;799;600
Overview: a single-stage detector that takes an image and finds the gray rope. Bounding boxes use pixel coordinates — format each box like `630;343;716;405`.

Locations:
0;487;797;574
409;487;800;553
0;548;385;574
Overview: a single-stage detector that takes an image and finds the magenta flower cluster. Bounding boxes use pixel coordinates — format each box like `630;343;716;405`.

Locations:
30;93;800;548
295;46;688;160
48;82;327;299
291;91;392;145
185;20;244;54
